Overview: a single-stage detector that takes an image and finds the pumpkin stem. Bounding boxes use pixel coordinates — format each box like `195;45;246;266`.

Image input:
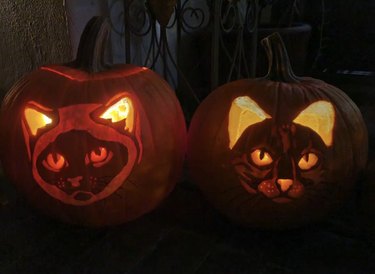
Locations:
261;32;300;83
71;16;111;73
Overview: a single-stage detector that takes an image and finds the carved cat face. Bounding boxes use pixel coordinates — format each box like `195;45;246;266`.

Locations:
21;93;142;206
229;96;335;203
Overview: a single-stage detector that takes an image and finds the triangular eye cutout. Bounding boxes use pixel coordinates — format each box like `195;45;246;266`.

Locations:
293;101;335;147
24;106;53;136
228;96;271;149
100;95;135;132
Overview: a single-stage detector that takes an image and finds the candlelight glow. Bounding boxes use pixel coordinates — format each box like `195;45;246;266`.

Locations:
293;101;335;147
228;96;271;149
100;97;134;132
24;108;52;136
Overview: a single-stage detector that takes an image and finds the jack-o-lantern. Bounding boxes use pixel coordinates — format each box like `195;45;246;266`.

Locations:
0;17;186;226
187;33;368;229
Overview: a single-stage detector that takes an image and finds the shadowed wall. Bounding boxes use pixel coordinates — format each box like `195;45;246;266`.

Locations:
0;0;71;97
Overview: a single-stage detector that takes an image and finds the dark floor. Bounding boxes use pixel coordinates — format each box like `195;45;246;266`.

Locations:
0;74;374;274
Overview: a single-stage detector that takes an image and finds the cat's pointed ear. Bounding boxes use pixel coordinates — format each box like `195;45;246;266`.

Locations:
293;101;335;147
228;96;271;149
100;94;136;133
23;102;54;137
22;101;55;160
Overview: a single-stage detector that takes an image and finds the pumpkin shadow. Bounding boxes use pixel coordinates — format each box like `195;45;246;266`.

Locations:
1;176;374;273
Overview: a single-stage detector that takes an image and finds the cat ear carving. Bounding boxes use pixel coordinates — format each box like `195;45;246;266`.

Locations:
293;101;335;147
23;102;54;136
228;96;271;149
100;94;135;133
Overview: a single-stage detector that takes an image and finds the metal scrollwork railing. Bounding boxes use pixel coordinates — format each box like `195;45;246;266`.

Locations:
109;0;259;117
210;0;259;88
179;0;208;33
220;0;241;33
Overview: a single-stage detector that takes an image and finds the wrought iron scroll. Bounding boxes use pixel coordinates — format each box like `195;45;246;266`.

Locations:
109;0;259;116
209;0;259;88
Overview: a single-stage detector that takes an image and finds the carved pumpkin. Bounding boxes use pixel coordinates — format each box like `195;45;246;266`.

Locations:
0;17;186;226
187;33;368;229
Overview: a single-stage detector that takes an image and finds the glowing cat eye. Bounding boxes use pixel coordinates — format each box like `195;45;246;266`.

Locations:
43;153;66;172
88;147;113;167
298;153;319;170
250;149;273;166
90;147;108;163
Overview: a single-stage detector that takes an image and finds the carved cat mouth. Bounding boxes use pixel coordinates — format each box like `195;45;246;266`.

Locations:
32;129;137;206
72;191;94;201
54;175;116;196
238;176;303;203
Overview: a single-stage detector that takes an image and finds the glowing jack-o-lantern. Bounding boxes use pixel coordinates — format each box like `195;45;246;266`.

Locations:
0;17;186;226
21;94;141;207
187;33;368;229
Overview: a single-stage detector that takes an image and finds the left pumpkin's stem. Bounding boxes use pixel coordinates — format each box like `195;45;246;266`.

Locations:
71;16;111;73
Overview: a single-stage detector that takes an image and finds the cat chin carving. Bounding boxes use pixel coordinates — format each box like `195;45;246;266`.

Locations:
237;160;306;203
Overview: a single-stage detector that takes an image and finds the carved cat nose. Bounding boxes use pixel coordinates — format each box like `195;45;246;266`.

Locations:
67;176;83;188
277;179;293;192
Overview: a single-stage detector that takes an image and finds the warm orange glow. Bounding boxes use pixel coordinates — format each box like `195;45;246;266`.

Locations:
101;98;129;122
40;66;146;81
298;153;319;170
228;96;271;149
90;147;108;163
293;101;335;147
277;179;293;192
43;153;66;171
251;149;273;166
100;97;134;132
41;67;76;80
88;147;113;168
24;108;53;136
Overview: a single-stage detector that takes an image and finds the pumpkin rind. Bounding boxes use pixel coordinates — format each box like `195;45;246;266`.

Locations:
187;33;368;229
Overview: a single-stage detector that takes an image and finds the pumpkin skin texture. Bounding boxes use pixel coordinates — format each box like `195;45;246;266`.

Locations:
187;33;368;229
0;17;186;226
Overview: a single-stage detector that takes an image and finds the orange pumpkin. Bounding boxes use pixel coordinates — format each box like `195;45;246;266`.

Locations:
187;33;368;229
0;17;186;226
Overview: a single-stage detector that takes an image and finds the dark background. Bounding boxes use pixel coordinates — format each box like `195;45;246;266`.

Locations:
1;0;375;273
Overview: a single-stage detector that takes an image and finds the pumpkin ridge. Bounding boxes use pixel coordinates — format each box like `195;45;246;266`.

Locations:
40;65;147;82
